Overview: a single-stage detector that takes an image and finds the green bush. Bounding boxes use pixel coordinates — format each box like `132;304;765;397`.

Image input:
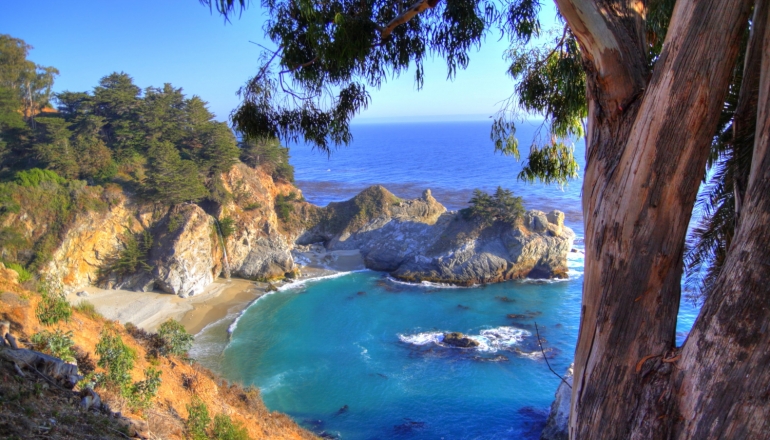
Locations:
5;262;32;282
462;187;525;225
218;217;236;240
14;168;66;187
243;202;261;211
95;327;136;390
110;230;153;276
239;137;294;182
156;319;194;357
167;212;184;232
30;329;75;362
36;286;72;326
127;366;162;410
212;413;250;440
186;397;211;440
74;300;102;320
274;192;299;222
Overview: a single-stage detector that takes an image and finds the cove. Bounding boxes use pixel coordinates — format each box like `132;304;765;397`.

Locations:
218;256;585;439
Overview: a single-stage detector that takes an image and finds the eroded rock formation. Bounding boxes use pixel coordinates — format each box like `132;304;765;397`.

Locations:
34;165;571;294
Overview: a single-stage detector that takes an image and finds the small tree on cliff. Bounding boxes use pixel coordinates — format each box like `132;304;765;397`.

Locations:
203;0;770;438
464;187;525;225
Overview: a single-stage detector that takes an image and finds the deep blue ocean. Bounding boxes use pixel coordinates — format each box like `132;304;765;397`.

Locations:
191;120;698;439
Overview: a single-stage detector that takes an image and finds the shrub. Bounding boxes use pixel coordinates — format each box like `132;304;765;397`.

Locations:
243;202;261;211
127;366;162;410
5;262;32;282
167;212;184;232
111;230;153;276
212;413;250;440
218;217;236;240
14;168;65;187
186;397;211;440
30;329;75;362
239;137;294;182
156;319;194;357
74;300;102;320
36;286;72;326
95;327;136;391
462;187;525;225
274;193;298;222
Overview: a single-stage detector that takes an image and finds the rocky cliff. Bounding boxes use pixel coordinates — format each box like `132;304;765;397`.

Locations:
42;163;302;297
17;165;571;295
540;364;573;440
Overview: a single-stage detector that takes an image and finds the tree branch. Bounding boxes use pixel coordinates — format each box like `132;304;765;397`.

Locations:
380;0;442;40
534;322;571;389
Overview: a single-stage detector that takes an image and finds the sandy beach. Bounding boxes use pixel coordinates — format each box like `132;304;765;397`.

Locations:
66;248;366;335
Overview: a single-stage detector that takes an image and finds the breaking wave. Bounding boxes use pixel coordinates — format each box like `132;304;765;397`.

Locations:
397;326;531;353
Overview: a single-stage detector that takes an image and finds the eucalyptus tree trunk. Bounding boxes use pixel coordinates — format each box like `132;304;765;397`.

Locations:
675;6;770;436
552;0;763;437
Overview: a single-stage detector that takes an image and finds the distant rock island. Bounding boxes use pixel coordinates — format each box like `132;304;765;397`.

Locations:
31;163;573;296
299;185;574;286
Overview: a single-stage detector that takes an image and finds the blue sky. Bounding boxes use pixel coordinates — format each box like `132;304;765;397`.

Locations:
1;1;559;123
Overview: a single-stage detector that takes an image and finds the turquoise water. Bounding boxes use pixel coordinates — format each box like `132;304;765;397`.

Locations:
222;268;582;439
214;267;697;439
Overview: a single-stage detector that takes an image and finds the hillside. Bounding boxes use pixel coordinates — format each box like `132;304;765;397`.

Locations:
0;263;315;439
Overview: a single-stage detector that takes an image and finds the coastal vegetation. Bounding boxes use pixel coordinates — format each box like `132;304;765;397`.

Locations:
0;266;314;439
461;187;525;225
205;0;770;437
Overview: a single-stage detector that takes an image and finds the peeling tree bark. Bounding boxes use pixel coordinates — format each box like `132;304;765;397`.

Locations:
553;0;756;438
675;8;770;437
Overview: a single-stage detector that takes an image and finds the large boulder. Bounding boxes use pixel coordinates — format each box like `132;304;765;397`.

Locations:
114;204;221;297
540;364;573;440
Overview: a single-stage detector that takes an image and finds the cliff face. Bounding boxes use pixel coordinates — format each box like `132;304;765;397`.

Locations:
217;163;300;280
26;168;570;294
42;163;299;296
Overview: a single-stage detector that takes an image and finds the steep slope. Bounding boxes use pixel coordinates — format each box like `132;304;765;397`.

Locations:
0;264;315;439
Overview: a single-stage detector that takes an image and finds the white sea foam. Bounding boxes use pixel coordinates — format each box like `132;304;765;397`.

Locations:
278;269;370;291
355;342;371;361
398;331;444;346
474;327;530;352
385;276;476;289
566;249;585;279
398;326;531;353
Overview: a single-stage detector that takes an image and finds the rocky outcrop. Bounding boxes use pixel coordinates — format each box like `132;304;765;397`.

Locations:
443;332;480;348
303;186;574;285
46;194;165;291
45;163;299;296
218;163;300;280
36;165;571;295
540;364;573;440
115;204;221;297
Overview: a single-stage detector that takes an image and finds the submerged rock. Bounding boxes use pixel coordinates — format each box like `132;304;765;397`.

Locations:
540;364;573;440
442;332;480;348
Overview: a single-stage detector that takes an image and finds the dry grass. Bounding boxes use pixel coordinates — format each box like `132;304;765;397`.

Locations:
0;267;316;440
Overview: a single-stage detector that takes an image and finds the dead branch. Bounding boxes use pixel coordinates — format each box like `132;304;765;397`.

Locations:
534;322;571;389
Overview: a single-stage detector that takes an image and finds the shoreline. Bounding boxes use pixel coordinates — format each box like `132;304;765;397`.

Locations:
66;248;366;336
